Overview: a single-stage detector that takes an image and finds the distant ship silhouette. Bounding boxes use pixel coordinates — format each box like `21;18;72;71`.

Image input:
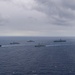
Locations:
10;42;20;44
27;40;35;42
0;45;2;47
54;39;66;42
35;43;45;47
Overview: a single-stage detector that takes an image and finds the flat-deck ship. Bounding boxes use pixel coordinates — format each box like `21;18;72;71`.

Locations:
54;39;66;42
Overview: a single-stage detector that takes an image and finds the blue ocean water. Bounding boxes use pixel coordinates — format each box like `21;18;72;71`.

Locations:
0;36;75;75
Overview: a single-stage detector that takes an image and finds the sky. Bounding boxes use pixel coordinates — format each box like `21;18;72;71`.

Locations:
0;0;75;36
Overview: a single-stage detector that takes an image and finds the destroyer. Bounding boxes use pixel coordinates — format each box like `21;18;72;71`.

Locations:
27;40;35;42
35;43;45;47
10;42;20;44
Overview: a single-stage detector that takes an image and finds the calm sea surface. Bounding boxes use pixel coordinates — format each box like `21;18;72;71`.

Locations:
0;37;75;75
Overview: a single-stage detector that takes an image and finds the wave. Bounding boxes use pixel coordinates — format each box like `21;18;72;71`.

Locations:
1;44;72;48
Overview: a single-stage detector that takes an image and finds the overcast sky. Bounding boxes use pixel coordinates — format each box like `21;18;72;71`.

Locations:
0;0;75;36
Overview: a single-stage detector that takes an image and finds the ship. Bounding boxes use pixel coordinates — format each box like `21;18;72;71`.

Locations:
27;40;35;42
10;42;20;45
54;39;66;42
0;45;2;47
35;43;45;47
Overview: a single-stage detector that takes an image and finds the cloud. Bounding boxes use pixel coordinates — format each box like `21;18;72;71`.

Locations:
0;0;12;2
0;0;35;10
0;14;8;26
62;0;75;10
0;0;75;36
33;0;75;26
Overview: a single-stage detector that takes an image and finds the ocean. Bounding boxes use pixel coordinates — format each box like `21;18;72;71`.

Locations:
0;36;75;75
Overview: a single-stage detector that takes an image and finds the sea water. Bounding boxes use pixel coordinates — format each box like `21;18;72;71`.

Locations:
0;36;75;75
